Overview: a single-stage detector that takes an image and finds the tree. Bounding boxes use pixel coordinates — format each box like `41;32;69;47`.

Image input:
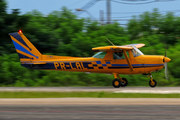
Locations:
0;0;6;16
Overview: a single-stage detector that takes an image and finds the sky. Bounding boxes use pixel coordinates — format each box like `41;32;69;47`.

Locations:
5;0;180;25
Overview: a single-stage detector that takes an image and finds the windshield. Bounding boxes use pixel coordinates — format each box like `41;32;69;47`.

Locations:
132;46;144;57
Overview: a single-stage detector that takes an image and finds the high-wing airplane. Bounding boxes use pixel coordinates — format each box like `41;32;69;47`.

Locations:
9;30;171;88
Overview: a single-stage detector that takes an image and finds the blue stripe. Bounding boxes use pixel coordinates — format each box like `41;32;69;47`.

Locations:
10;33;30;49
111;64;129;67
96;61;101;64
18;53;30;59
111;64;163;67
106;62;111;64
12;40;38;59
21;62;164;70
102;64;107;67
144;64;164;66
132;64;144;67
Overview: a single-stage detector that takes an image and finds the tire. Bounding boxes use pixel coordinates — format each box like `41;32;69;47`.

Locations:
112;79;121;88
149;79;157;87
121;78;128;87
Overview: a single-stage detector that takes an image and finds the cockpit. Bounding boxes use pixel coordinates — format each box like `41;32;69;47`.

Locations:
92;51;107;59
131;46;144;57
92;46;144;59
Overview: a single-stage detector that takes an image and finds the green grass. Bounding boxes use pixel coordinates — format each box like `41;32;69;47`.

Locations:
0;91;179;98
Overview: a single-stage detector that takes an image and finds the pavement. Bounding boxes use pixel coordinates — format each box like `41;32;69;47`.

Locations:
0;87;180;93
0;87;179;120
0;98;180;105
0;105;180;120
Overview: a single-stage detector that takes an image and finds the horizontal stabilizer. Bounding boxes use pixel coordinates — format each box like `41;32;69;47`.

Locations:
22;62;47;65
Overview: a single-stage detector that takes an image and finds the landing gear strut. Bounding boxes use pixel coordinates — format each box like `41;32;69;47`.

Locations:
112;73;128;88
148;73;157;87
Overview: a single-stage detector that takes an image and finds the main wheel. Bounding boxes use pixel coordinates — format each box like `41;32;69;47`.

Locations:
112;79;121;88
121;78;128;87
149;79;157;87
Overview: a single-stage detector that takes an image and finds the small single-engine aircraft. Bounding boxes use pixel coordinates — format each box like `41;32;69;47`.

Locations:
9;30;171;88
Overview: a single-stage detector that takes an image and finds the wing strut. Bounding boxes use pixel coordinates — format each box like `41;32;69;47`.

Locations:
123;50;134;71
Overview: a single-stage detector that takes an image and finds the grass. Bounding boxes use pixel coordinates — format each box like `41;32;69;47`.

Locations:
0;91;179;98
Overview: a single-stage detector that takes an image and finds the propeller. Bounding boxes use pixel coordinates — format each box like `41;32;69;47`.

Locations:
164;59;168;80
164;40;168;80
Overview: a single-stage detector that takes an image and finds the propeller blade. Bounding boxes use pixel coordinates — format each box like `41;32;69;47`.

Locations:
164;38;168;80
165;62;168;80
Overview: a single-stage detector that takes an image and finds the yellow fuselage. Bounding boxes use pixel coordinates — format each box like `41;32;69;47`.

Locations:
21;50;165;74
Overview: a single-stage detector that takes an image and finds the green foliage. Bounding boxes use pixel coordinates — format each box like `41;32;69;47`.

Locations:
0;0;6;16
0;3;180;86
0;92;180;98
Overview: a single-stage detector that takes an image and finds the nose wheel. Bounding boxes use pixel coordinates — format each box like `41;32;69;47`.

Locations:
149;79;157;87
148;74;157;87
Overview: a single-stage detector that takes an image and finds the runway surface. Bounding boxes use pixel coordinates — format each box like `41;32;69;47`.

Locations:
0;87;179;119
0;98;180;105
0;87;180;93
0;105;180;120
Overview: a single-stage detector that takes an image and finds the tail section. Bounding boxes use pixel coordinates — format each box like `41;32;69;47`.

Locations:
9;30;42;62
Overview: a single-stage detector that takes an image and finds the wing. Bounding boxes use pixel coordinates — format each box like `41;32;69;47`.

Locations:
92;46;133;52
92;44;145;52
124;44;145;48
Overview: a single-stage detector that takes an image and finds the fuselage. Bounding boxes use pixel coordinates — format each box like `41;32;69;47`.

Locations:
21;50;169;75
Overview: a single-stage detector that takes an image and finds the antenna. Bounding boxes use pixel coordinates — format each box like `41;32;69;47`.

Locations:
106;38;115;46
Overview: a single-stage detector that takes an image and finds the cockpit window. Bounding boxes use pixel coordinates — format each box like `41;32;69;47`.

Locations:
92;52;107;59
113;52;129;59
132;47;144;57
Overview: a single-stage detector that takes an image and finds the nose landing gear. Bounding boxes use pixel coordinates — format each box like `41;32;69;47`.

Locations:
148;73;157;87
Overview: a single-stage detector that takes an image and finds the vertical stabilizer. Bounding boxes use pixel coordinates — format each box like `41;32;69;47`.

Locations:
9;30;42;62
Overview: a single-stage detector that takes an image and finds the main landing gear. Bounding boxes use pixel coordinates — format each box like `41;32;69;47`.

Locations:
112;73;128;88
148;73;157;88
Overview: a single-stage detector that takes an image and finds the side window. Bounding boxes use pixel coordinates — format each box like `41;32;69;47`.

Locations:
132;49;141;57
92;52;107;59
113;52;129;59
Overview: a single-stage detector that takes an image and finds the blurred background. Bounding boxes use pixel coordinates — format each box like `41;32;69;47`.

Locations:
0;0;180;87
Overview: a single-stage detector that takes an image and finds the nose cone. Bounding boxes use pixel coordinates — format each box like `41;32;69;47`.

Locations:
164;57;171;63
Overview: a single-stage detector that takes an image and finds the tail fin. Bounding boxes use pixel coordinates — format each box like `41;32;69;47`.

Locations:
9;30;42;62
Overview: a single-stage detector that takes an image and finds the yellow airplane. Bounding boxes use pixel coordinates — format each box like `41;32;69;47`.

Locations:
9;30;171;88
